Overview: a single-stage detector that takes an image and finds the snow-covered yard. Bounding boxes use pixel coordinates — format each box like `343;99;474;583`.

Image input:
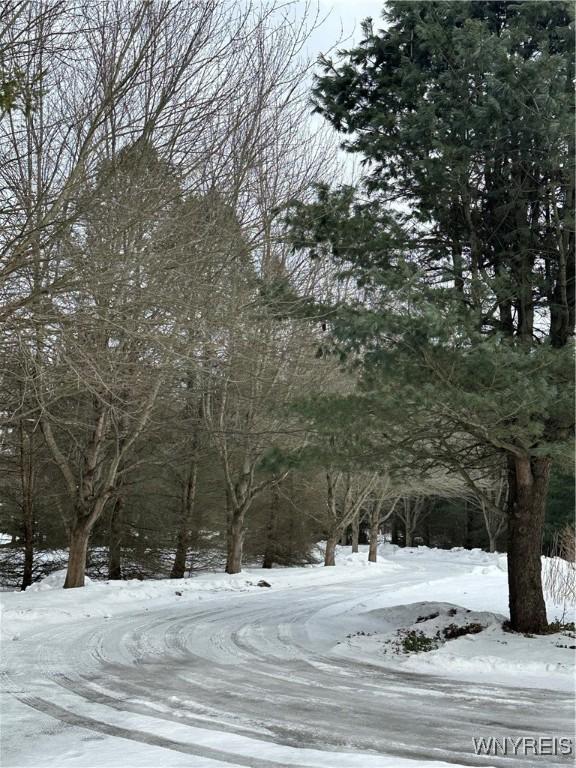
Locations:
1;545;574;767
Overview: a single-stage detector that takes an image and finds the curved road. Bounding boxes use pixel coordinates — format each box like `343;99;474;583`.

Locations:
2;573;573;767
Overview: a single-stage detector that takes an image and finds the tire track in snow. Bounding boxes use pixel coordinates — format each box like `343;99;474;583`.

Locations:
3;569;573;767
15;695;306;768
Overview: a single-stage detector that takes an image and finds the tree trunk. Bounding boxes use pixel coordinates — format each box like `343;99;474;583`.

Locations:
21;507;34;591
368;506;379;563
64;522;91;588
108;494;124;580
391;516;400;545
405;526;414;548
19;424;34;591
226;507;245;574
351;515;359;553
488;534;497;553
262;482;280;569
507;455;549;634
464;501;474;549
324;534;338;566
171;461;198;579
422;522;431;547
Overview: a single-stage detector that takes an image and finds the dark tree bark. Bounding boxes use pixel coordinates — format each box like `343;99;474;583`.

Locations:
21;502;34;591
224;483;246;575
64;521;92;588
422;522;432;547
108;494;125;580
507;455;549;634
464;501;475;549
405;526;414;548
19;423;35;591
368;505;379;563
42;408;113;588
391;516;401;546
351;514;360;553
171;460;198;579
226;507;245;574
324;534;338;566
262;481;280;569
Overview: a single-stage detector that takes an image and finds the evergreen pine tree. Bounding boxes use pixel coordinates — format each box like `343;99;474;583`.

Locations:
288;0;574;633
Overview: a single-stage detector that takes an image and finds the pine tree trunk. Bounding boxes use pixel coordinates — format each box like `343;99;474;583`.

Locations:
405;526;414;548
108;494;124;580
507;455;549;634
324;535;338;566
19;424;34;591
465;501;474;549
64;522;91;588
21;535;33;591
391;516;400;545
262;482;280;569
422;523;431;547
20;501;34;591
226;507;245;574
287;513;295;563
368;506;379;563
351;516;359;553
171;533;188;579
171;462;198;579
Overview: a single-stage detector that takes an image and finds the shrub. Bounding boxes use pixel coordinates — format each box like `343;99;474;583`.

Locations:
400;630;439;654
442;622;484;640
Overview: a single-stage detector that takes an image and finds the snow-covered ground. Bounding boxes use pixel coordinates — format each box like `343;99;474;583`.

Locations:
1;544;574;767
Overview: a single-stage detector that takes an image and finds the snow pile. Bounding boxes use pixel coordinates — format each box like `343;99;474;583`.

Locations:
335;599;575;692
400;622;575;689
352;601;502;654
329;549;404;570
26;569;93;591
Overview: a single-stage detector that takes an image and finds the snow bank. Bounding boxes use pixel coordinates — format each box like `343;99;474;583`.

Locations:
400;622;575;690
26;569;93;591
334;597;575;692
0;545;402;633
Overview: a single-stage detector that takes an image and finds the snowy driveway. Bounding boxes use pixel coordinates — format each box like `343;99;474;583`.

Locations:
1;549;573;767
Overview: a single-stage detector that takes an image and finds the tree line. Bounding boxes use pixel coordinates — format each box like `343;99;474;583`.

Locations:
0;1;573;636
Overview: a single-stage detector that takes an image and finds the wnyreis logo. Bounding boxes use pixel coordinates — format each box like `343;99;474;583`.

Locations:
472;736;574;757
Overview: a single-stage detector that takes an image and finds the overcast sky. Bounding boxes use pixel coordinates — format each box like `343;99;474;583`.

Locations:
292;1;387;182
307;1;387;59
